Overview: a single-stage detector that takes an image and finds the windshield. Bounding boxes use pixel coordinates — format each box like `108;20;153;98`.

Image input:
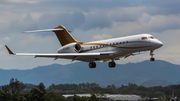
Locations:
148;36;155;39
141;37;148;40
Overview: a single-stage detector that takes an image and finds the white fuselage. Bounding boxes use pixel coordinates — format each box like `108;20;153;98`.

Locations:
58;34;162;62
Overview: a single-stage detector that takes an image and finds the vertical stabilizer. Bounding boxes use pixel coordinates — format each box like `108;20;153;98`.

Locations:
53;25;83;46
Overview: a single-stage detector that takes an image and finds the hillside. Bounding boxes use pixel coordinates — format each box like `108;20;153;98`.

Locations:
1;60;180;87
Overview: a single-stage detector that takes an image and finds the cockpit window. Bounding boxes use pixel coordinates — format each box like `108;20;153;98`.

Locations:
141;37;148;40
148;36;155;39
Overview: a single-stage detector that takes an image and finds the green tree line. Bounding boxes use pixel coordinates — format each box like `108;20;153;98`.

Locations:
1;78;180;101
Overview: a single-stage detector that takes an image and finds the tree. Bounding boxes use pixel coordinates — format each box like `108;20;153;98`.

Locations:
1;78;26;101
71;95;88;101
27;82;47;101
90;94;98;101
9;78;26;95
37;82;47;94
43;92;67;101
111;84;116;90
106;85;112;89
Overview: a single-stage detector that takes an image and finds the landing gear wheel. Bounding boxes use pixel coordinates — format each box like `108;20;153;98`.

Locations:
150;50;155;62
89;62;96;68
150;58;155;61
108;62;116;68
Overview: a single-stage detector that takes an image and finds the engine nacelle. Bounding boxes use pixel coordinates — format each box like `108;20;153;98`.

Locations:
58;42;82;53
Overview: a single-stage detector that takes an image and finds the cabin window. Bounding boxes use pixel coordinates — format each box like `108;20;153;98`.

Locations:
93;46;95;49
141;37;148;40
90;46;92;49
119;42;121;44
96;46;98;48
116;42;118;45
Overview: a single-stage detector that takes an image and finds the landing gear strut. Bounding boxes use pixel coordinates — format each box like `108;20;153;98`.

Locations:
108;61;116;68
89;61;96;68
150;50;155;61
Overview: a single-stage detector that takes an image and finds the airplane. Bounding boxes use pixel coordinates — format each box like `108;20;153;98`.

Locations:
5;25;163;68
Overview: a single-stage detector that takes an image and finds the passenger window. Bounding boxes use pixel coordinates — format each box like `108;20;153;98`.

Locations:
93;46;95;48
96;46;98;48
141;37;147;40
126;41;128;43
119;42;121;44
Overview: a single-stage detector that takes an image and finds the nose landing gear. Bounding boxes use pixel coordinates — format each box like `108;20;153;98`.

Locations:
150;50;155;61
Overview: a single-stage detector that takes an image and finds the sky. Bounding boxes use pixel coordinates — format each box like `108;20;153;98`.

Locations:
1;0;180;69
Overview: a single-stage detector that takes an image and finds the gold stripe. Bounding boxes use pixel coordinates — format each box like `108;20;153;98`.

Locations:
111;46;150;49
81;43;106;46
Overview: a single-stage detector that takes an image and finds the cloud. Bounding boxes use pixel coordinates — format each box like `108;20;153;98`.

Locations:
6;0;38;4
37;12;85;31
92;33;112;41
81;11;112;30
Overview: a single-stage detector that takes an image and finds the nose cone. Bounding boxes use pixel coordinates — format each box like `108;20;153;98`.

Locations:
151;39;163;49
151;40;163;49
158;41;163;47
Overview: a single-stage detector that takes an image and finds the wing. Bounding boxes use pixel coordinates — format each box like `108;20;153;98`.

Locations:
5;45;114;61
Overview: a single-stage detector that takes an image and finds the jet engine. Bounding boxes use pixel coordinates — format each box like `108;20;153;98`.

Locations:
58;42;82;53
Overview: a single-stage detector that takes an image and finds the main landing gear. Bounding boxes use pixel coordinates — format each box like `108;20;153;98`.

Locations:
150;50;155;61
89;61;116;68
108;61;116;68
89;61;96;68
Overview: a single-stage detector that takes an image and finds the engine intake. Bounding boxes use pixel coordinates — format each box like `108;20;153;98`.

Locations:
58;42;82;53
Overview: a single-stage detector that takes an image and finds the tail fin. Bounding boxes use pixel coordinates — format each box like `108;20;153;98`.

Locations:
54;25;83;46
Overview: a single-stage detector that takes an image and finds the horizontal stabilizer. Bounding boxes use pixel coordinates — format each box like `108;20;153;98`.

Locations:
23;28;63;33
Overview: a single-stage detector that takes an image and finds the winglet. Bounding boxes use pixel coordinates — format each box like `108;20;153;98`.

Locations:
5;45;14;55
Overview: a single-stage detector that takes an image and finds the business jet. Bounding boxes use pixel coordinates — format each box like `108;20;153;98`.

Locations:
5;25;163;68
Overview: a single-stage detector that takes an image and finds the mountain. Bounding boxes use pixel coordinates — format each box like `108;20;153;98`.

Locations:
0;60;180;87
140;80;171;87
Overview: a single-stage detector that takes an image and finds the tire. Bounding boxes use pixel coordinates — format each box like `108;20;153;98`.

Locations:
150;58;155;61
